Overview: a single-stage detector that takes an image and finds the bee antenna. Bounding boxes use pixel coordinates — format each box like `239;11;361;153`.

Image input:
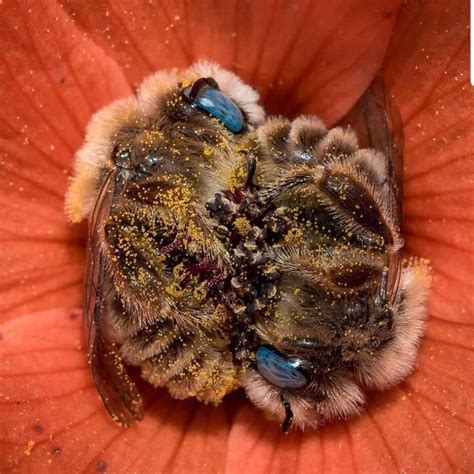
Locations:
279;394;294;433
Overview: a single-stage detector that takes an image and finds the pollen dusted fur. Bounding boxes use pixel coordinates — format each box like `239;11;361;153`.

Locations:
66;62;430;431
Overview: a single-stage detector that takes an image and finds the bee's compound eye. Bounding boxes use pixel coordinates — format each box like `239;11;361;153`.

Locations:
138;153;162;175
183;77;244;133
256;346;308;389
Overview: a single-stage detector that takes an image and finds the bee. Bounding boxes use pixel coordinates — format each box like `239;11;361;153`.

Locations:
66;62;430;431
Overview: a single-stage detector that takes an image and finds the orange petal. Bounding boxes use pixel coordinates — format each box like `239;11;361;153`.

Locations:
59;0;401;124
0;310;233;472
0;0;132;322
384;3;474;467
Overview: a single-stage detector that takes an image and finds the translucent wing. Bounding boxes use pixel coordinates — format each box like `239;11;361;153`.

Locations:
84;170;144;426
340;75;404;304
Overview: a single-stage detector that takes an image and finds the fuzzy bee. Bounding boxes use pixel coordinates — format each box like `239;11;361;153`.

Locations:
66;62;430;431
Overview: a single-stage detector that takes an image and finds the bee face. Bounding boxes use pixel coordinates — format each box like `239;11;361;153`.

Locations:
66;64;430;431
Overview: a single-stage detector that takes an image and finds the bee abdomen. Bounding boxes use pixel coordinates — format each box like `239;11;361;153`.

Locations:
120;318;177;364
167;350;237;403
138;331;237;403
140;334;199;386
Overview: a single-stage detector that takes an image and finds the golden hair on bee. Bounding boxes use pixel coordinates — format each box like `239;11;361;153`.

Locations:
66;63;430;431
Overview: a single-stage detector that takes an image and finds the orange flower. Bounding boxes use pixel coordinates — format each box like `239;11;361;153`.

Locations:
0;0;472;472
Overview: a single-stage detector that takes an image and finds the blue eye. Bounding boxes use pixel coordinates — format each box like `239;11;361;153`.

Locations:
256;346;308;389
183;78;245;133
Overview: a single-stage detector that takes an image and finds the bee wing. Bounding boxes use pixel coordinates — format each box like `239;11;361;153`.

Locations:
340;75;404;304
85;171;144;425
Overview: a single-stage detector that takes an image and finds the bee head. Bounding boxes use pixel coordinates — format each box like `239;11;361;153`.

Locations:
242;338;367;431
137;61;265;135
66;62;266;222
239;268;392;431
240;257;407;432
104;62;268;199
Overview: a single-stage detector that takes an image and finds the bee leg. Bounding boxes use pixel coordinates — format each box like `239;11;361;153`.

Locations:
279;394;294;433
245;152;257;188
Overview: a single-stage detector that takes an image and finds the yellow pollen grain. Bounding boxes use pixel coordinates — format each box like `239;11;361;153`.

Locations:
173;263;188;282
285;227;304;243
166;283;184;299
228;162;247;190
193;285;208;302
234;217;251;236
212;304;228;324
24;440;35;456
185;219;205;245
